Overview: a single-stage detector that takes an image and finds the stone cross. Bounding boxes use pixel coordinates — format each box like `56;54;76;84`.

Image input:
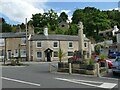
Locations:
78;21;84;60
78;21;83;30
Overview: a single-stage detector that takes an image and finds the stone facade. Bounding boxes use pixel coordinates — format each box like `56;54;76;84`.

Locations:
0;33;26;61
30;38;91;61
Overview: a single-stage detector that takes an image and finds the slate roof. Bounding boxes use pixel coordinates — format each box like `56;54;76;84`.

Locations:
0;32;89;41
0;32;26;38
31;34;89;41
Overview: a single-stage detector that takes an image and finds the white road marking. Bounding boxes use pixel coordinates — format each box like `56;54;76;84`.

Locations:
98;83;117;89
1;77;40;87
55;78;117;89
0;66;26;67
71;79;104;84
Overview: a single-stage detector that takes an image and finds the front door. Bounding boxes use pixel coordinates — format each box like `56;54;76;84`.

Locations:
44;48;53;62
46;52;51;62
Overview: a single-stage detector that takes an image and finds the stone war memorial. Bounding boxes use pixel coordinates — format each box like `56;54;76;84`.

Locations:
56;21;108;76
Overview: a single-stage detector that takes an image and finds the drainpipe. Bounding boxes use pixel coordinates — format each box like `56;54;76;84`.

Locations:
4;38;6;64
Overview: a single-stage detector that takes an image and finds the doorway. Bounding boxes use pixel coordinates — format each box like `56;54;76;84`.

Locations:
44;48;53;62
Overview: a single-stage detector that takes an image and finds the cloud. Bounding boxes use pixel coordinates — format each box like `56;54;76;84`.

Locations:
108;8;119;11
56;9;72;23
67;16;72;23
0;0;47;23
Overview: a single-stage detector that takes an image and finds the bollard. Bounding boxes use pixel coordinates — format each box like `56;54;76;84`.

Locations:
49;63;51;72
106;62;109;73
96;63;101;77
69;63;72;74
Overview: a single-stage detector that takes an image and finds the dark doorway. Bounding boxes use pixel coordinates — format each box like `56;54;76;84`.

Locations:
44;48;53;62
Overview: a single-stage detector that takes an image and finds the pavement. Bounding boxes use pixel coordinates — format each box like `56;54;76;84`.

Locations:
1;62;120;89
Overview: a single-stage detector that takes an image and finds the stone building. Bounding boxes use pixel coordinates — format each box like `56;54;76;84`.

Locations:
29;25;91;62
0;32;26;61
0;24;92;62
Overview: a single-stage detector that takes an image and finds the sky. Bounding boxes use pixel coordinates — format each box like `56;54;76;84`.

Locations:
0;0;120;25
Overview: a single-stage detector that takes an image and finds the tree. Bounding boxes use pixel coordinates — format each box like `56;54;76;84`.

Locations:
72;9;84;24
31;9;58;32
2;23;12;32
58;12;68;22
1;18;13;32
66;24;78;35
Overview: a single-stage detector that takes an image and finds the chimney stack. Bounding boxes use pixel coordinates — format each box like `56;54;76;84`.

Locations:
44;27;48;36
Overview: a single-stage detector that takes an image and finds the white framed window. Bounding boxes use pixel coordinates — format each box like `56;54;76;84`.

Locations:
54;51;58;57
36;41;42;48
68;41;73;48
53;41;59;48
0;39;4;46
21;49;26;57
37;52;42;58
84;42;87;48
68;51;73;56
21;38;26;45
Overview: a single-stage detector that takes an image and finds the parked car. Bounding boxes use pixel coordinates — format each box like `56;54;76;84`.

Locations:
68;56;82;64
92;55;112;69
112;56;120;75
97;59;113;69
108;51;120;59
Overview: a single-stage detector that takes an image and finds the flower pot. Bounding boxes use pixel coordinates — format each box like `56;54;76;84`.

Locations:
58;62;64;68
80;64;87;69
100;61;106;67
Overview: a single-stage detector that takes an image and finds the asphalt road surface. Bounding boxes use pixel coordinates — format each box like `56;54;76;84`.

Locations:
1;62;120;89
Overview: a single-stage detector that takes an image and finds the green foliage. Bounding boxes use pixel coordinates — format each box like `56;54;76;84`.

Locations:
88;59;95;65
58;49;66;62
65;24;78;35
2;23;13;32
72;7;119;42
55;28;64;34
58;12;68;22
31;9;58;32
99;54;107;60
94;44;102;55
34;27;43;34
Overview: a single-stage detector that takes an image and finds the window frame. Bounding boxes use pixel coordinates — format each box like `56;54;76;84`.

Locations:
84;42;87;48
36;51;42;59
68;41;73;48
53;41;59;48
21;38;26;45
54;51;58;57
36;41;42;48
68;51;74;56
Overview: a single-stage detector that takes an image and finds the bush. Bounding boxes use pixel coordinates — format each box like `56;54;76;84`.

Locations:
88;59;95;65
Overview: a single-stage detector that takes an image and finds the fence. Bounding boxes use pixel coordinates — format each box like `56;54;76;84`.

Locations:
48;62;109;77
49;62;58;72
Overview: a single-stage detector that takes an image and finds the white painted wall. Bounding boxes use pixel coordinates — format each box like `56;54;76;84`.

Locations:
0;39;4;46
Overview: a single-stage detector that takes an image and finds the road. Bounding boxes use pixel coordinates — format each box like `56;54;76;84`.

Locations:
1;62;120;89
